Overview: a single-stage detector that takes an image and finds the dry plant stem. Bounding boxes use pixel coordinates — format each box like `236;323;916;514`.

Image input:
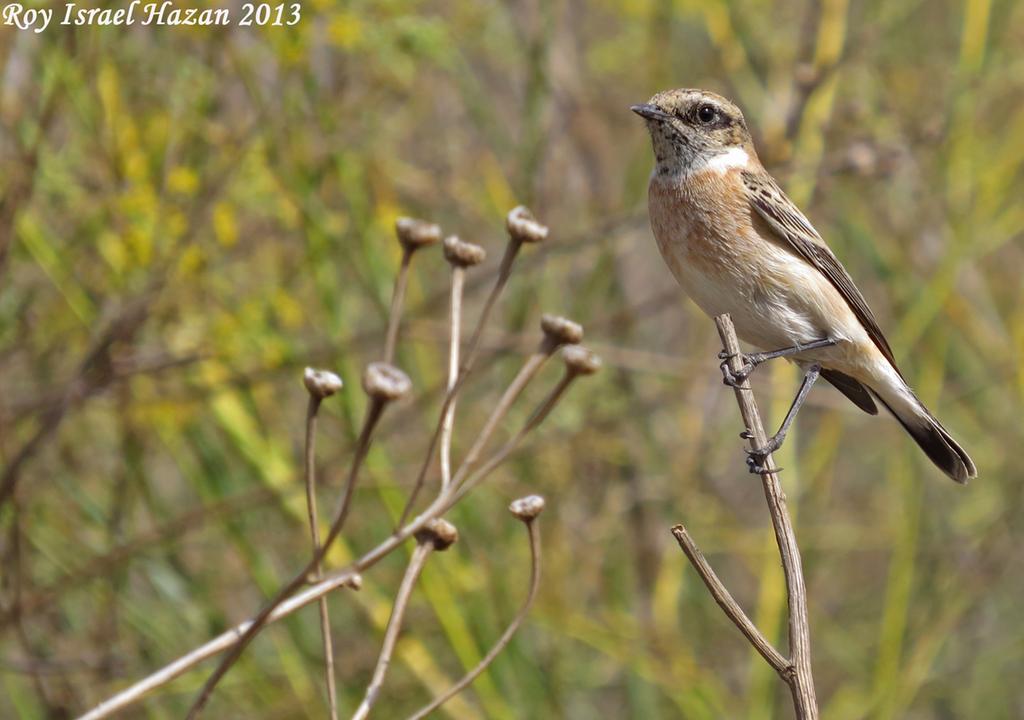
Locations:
439;267;465;489
331;400;387;536
184;399;387;719
304;396;339;720
407;519;541;720
76;570;363;720
446;371;574;508
460;239;521;373
383;249;413;364
714;313;818;718
80;366;579;720
669;524;787;673
448;344;550;488
350;541;434;720
397;238;524;524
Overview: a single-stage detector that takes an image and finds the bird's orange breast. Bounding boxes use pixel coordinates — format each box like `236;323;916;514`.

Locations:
648;167;762;280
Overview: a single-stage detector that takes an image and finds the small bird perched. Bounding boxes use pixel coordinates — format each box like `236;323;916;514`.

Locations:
632;88;976;483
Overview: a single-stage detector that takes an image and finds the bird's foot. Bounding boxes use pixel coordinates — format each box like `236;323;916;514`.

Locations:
718;351;757;388
744;432;785;475
718;338;838;388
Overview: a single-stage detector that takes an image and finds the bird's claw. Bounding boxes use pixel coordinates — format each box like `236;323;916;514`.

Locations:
744;435;784;475
745;452;783;475
718;347;763;387
720;358;756;387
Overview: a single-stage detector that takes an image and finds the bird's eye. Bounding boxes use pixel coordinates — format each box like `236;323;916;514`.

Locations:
696;104;717;124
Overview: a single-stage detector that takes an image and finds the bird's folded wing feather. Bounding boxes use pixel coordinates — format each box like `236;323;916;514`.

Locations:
740;170;901;378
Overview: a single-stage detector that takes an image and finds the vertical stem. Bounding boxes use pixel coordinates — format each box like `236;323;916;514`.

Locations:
406;518;542;720
714;314;818;719
439;268;465;489
396;239;522;526
446;371;574;508
383;249;412;364
330;400;386;543
304;396;338;720
447;349;548;490
185;398;387;719
78;358;584;720
460;239;521;374
350;542;433;720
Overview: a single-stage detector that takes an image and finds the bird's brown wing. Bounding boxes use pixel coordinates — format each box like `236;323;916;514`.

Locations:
740;170;902;378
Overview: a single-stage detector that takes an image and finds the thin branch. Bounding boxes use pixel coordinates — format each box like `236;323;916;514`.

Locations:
407;502;543;720
460;238;521;373
184;364;405;719
385;219;442;364
351;520;457;720
76;571;364;720
669;524;788;674
80;204;595;718
397;208;548;524
331;400;387;539
395;235;525;526
303;392;338;720
446;317;582;497
446;345;598;509
439;266;465;489
78;347;597;720
714;313;818;718
443;374;571;509
383;249;412;365
350;542;433;720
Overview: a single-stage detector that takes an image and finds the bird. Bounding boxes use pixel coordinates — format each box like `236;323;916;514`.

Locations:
632;88;976;483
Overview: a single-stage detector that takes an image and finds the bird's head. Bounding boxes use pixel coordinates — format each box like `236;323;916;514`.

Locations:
632;89;754;176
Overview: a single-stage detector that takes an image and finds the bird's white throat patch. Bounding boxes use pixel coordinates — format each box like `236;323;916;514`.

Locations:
702;147;750;174
651;145;751;181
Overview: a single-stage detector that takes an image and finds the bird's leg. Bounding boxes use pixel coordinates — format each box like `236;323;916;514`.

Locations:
744;363;822;474
718;337;836;388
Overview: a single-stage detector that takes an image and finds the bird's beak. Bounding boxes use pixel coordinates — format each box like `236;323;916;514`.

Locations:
631;103;673;122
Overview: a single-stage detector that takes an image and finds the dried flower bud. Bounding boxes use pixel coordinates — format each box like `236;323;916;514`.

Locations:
303;367;344;399
443;235;486;267
509;495;545;522
541;314;583;346
414;518;459;551
506;206;548;244
395;217;442;251
562;345;602;376
362;362;412;401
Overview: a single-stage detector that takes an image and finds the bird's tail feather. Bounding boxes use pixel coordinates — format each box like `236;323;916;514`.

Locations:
870;381;977;484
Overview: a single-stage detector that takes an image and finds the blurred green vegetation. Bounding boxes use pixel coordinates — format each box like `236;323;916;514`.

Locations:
1;0;1022;717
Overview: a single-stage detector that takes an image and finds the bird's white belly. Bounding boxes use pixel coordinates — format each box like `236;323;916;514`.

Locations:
655;224;872;370
671;254;816;349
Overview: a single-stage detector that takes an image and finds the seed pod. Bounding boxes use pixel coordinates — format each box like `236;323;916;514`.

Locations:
303;367;344;399
541;314;584;346
414;518;459;551
395;217;442;251
443;235;487;268
506;206;548;244
562;345;602;376
362;362;412;401
509;495;546;522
